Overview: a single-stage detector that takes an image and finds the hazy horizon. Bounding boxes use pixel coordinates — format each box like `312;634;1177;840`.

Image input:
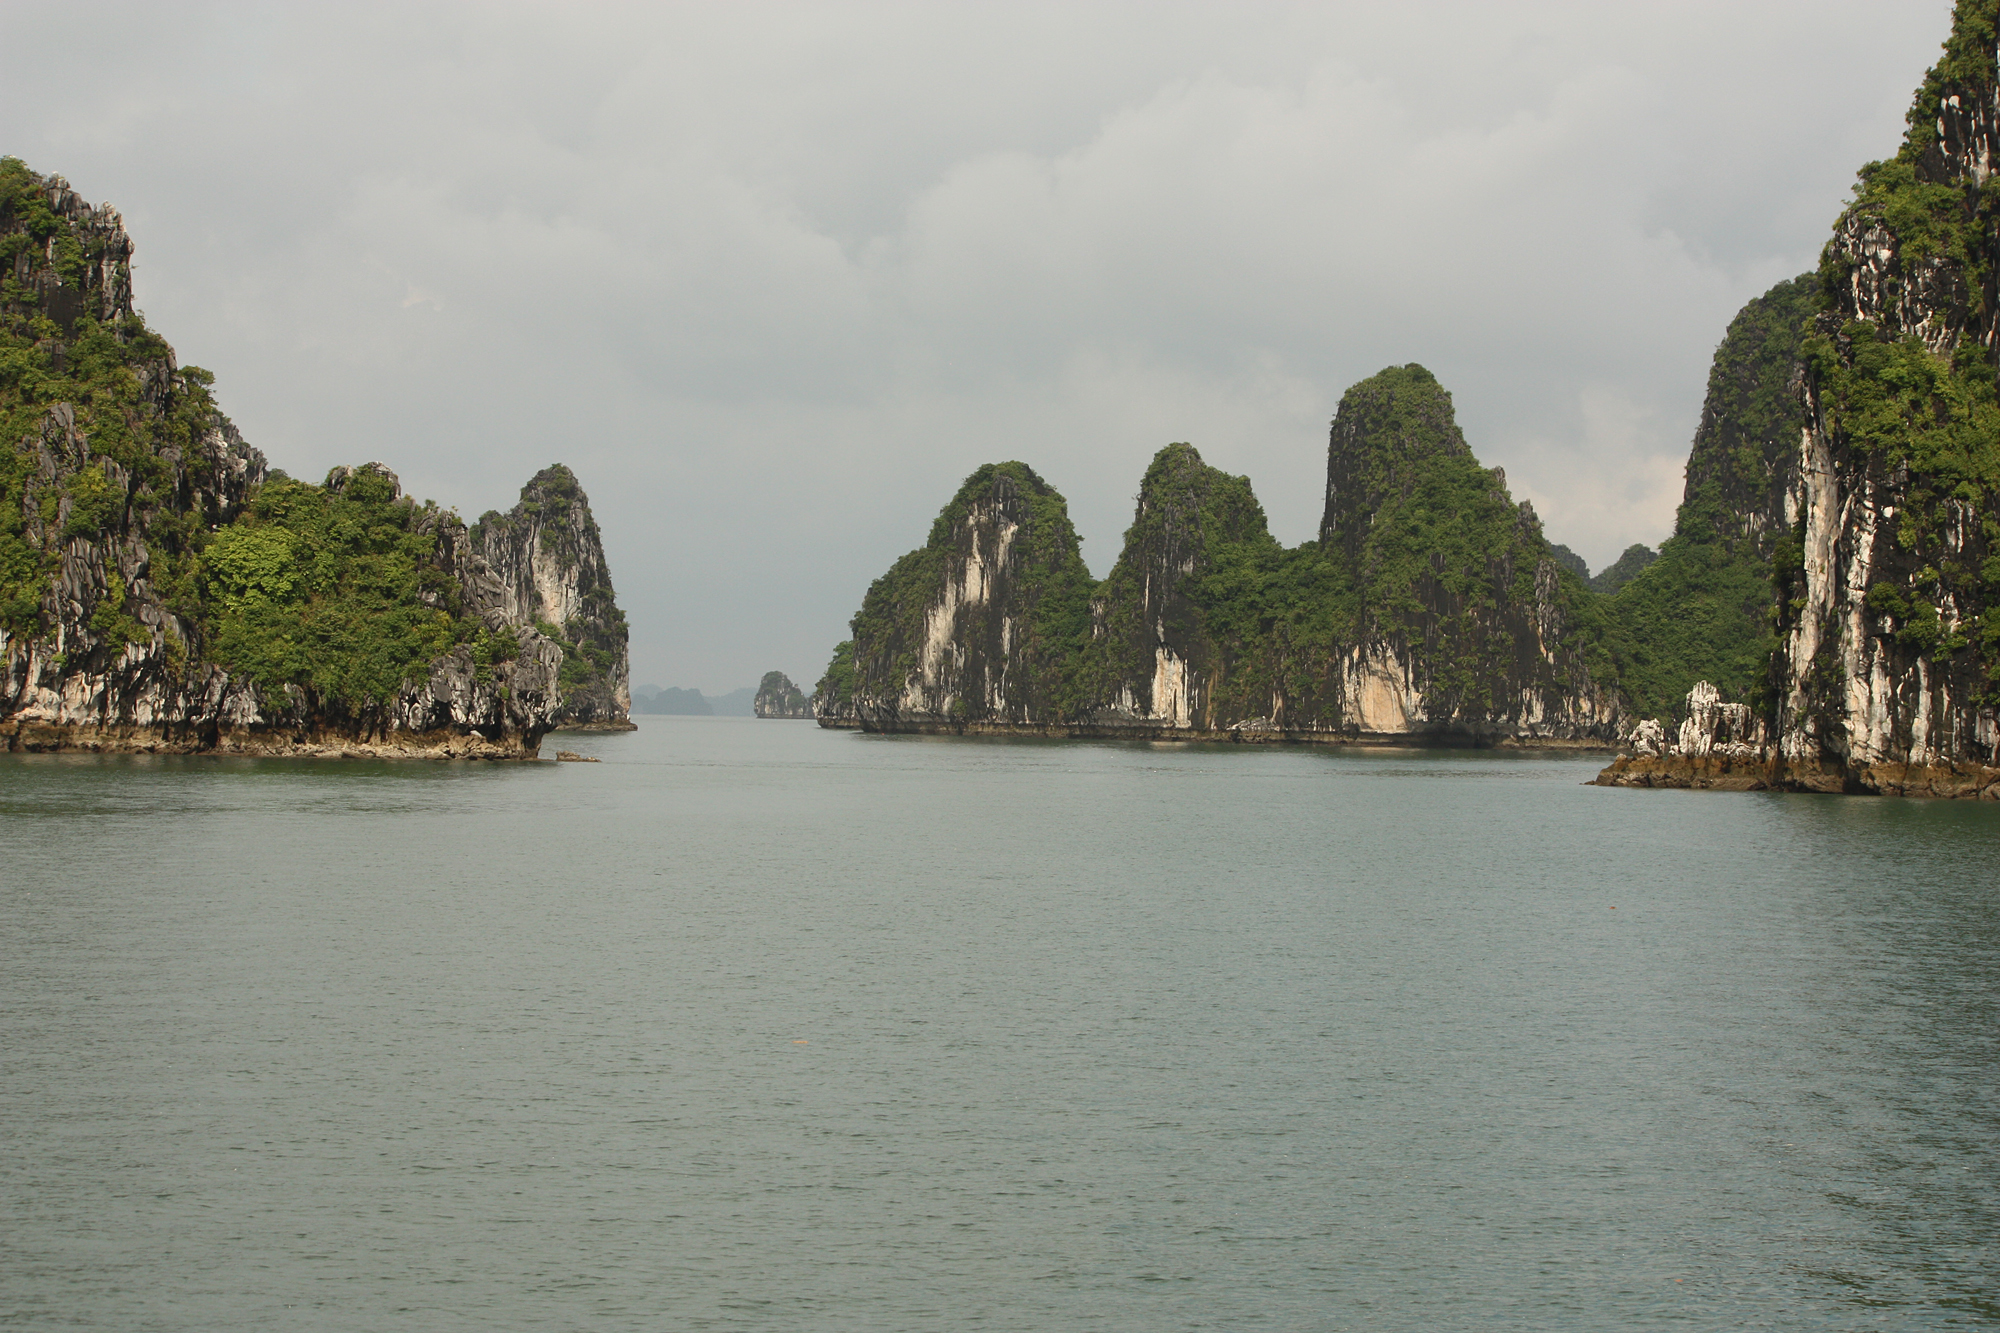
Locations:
1;1;1955;693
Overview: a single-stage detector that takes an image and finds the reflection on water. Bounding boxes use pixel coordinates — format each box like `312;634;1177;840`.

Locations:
3;720;1995;1331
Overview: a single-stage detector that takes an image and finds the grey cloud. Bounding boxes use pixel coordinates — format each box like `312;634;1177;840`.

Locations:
1;0;1953;691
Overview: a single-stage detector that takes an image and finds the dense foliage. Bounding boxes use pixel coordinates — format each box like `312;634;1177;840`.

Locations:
1325;366;1594;719
1591;276;1822;718
813;640;855;715
201;468;511;704
1588;545;1656;596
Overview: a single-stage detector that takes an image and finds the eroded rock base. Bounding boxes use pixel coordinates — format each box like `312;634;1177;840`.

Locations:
1593;754;2000;799
838;716;1616;750
1;719;541;760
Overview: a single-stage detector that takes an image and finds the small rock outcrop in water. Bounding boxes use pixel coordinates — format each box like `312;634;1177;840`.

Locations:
753;671;812;718
1598;2;2000;798
0;158;626;758
471;466;633;730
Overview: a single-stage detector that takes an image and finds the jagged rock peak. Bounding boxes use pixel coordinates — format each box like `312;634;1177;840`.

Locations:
1321;364;1478;553
754;671;813;718
0;158;135;330
472;465;631;728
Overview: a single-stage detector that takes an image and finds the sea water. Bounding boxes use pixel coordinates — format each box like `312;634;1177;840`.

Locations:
2;718;1995;1330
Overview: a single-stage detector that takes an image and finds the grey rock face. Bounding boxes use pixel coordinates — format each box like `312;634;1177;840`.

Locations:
471;466;632;729
754;671;812;718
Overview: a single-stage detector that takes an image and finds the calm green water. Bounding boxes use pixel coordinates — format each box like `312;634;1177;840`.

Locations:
2;718;1996;1331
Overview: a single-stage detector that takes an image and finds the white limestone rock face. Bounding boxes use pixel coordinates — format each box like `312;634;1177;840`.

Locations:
471;466;632;730
1592;680;1779;791
1595;14;2000;800
1759;18;1999;796
840;462;1092;733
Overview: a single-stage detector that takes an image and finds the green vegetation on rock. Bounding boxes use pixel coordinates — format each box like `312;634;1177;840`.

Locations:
1586;275;1824;719
2;157;226;638
2;157;608;734
200;467;510;704
1587;546;1655;596
847;462;1095;718
1799;0;2000;698
1323;365;1590;720
813;640;855;716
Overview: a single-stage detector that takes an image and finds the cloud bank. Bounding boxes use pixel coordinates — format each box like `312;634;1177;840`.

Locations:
2;0;1951;690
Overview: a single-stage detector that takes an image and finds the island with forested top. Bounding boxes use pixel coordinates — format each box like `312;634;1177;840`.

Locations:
0;158;631;758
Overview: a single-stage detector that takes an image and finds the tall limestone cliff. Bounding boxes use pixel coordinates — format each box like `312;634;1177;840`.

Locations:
821;368;1619;744
1301;365;1616;740
1085;441;1295;733
1600;0;2000;797
471;466;632;729
0;158;622;758
830;462;1094;732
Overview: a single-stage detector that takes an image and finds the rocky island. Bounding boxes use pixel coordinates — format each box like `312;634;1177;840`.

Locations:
815;0;1999;797
818;367;1618;745
0;159;631;758
753;671;813;718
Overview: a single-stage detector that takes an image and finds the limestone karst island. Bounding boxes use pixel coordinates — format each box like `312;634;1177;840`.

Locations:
0;159;632;758
5;3;1998;794
813;0;2000;800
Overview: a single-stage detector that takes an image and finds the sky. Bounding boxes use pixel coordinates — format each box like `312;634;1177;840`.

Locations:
1;0;1956;692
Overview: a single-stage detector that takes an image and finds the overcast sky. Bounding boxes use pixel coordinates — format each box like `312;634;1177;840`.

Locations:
3;0;1954;691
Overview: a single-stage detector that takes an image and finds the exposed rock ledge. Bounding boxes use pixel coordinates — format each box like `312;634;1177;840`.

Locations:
840;714;1616;749
1;720;544;760
1592;682;2000;799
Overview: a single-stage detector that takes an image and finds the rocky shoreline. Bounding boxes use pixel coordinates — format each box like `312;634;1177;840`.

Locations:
1589;682;2000;799
831;715;1615;749
0;718;547;760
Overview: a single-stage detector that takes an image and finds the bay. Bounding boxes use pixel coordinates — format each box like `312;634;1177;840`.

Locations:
2;718;1996;1330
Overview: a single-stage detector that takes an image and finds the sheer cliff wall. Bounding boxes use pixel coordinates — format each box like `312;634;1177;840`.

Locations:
1600;0;2000;798
472;466;631;729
